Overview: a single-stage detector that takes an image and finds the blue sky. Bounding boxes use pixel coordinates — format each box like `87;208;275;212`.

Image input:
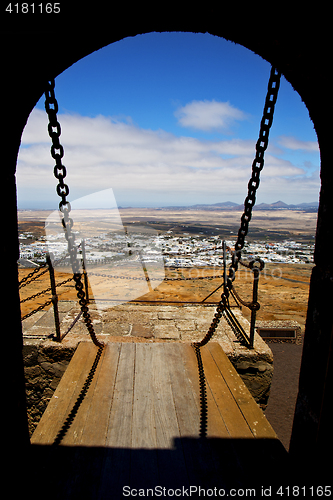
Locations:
17;32;320;209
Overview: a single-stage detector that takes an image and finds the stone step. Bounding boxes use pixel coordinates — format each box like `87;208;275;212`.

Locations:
23;300;269;353
22;301;78;339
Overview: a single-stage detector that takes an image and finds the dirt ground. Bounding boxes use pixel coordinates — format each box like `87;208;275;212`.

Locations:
19;262;313;334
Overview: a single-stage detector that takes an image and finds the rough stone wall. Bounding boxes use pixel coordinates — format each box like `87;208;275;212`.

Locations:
232;358;273;409
23;343;75;435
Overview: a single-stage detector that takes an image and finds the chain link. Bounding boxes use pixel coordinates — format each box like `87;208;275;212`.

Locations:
230;283;260;311
42;70;279;443
88;270;224;282
19;265;49;289
43;67;279;353
192;343;208;438
19;252;70;289
20;286;52;304
45;80;103;349
196;67;281;349
20;276;74;304
229;67;281;283
21;299;53;321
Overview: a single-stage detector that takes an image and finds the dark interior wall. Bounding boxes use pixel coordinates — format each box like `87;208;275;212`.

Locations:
2;5;332;462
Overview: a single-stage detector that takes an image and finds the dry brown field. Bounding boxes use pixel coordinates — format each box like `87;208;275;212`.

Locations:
18;208;316;333
18;263;313;334
18;207;318;239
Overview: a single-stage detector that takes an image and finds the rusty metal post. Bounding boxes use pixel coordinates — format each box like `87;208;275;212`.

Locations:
81;239;89;304
249;267;260;348
46;253;61;342
223;240;227;292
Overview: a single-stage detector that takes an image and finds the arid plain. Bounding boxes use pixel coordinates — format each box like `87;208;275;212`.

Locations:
17;207;317;239
18;207;317;334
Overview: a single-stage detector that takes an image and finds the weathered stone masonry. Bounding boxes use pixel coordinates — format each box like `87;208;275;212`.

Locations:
23;343;75;435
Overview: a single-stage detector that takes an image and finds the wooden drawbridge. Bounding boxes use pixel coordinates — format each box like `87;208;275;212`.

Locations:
30;341;287;498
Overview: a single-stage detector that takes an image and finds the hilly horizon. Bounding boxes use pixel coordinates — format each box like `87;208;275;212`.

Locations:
18;200;319;212
158;200;319;212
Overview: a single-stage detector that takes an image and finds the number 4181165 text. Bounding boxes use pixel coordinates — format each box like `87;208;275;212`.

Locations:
6;3;60;13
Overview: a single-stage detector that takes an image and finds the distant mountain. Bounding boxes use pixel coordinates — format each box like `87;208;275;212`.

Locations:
176;201;239;209
211;201;240;208
254;200;290;210
161;201;319;211
295;202;320;209
253;201;319;211
162;201;240;211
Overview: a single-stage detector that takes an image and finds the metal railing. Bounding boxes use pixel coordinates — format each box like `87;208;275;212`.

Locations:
19;247;88;342
221;240;263;348
20;239;262;347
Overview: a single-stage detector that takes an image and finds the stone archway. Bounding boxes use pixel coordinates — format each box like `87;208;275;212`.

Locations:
4;8;332;471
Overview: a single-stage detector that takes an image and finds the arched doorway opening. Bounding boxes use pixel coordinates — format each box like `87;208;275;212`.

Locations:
17;33;320;451
4;14;332;478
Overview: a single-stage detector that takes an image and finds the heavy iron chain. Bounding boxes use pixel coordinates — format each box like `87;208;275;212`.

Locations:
19;265;49;289
21;298;53;321
228;67;281;284
192;343;208;438
19;252;70;290
44;80;104;349
192;68;281;437
44;70;279;441
20;276;74;304
194;66;281;349
88;270;225;282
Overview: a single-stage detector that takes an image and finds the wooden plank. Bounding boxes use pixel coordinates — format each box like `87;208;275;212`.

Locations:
32;341;277;446
68;343;121;446
179;343;200;414
65;343;121;499
177;344;233;489
182;343;249;490
151;343;181;449
182;343;230;439
99;343;135;497
195;343;254;488
60;345;107;446
207;342;277;438
165;343;200;438
105;343;135;448
132;343;157;449
164;343;205;485
31;342;98;444
199;344;253;438
151;343;189;489
130;343;159;490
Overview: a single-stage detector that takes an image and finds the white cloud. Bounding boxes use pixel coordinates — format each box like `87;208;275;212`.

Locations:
261;155;306;177
16;109;320;207
174;100;247;131
278;135;319;151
